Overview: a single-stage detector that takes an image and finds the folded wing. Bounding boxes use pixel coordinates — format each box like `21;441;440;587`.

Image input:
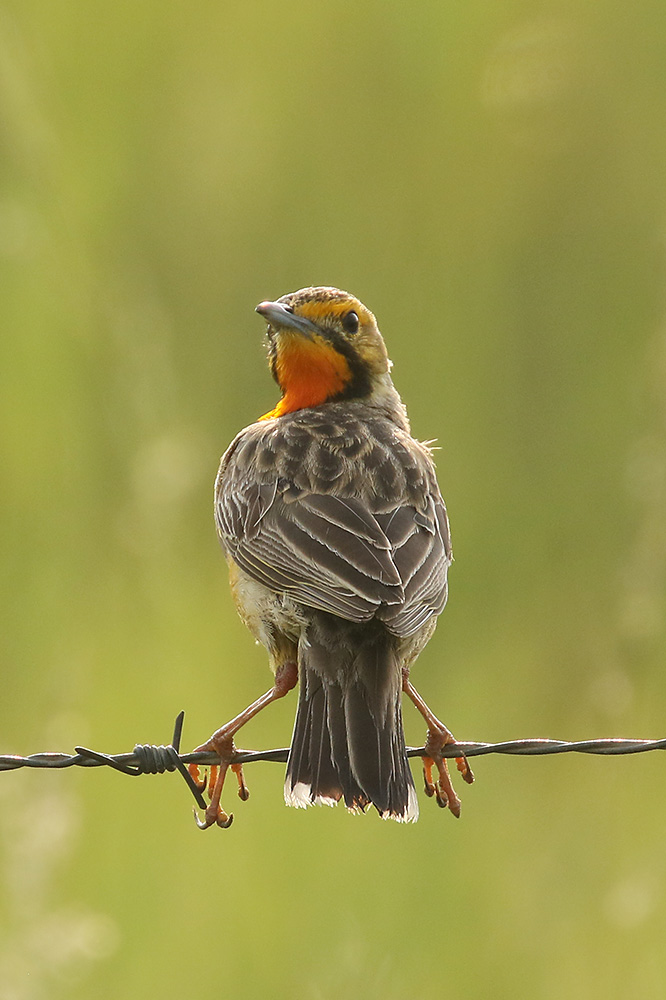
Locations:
216;480;451;637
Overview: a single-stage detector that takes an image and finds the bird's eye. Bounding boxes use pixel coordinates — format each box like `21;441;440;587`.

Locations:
342;310;359;335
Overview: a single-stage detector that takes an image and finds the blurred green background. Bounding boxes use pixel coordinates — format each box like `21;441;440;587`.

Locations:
1;1;666;997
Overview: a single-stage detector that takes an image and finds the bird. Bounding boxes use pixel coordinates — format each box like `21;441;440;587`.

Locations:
189;286;473;828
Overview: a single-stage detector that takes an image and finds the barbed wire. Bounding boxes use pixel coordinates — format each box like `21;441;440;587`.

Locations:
2;712;665;813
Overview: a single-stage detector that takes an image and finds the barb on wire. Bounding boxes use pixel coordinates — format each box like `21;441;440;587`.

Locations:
2;714;665;813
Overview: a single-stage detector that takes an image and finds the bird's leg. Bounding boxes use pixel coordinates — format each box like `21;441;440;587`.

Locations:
401;667;474;819
189;661;298;829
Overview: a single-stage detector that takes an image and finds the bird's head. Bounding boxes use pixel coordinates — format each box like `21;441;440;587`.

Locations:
255;286;397;420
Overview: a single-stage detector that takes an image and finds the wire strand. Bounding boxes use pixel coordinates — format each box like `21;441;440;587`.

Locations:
2;714;664;811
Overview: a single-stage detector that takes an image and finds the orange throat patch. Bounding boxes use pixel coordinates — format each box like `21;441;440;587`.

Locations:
260;334;352;419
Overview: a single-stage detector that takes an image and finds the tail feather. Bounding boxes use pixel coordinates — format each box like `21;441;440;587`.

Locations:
326;685;370;811
285;616;418;822
286;668;342;808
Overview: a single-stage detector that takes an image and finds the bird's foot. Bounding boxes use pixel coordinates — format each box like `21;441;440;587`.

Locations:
188;731;249;830
421;725;474;818
401;667;474;817
187;664;298;829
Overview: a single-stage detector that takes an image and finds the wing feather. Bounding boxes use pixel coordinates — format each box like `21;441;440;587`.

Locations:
216;435;451;635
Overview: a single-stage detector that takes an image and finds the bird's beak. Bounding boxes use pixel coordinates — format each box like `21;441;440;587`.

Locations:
255;300;318;338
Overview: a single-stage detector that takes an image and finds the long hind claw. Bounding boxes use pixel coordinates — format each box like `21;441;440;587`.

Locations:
188;739;242;831
193;804;234;829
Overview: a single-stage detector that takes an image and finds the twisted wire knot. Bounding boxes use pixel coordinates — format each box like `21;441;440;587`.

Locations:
132;744;180;774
